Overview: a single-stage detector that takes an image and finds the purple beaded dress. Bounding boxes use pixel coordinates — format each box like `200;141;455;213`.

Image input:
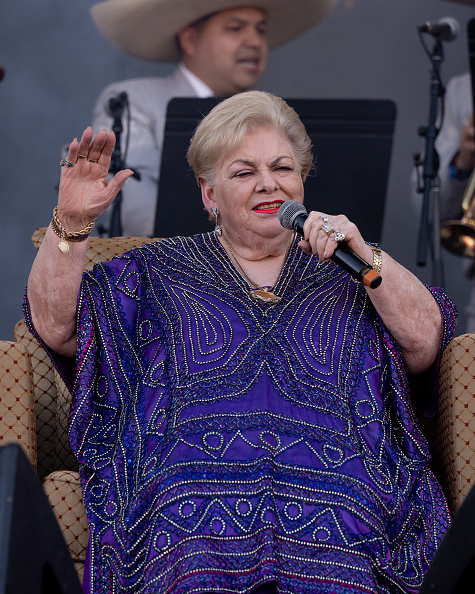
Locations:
53;233;457;593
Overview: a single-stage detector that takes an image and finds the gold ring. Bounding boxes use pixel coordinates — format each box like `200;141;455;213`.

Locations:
77;154;87;159
321;222;334;237
88;158;98;163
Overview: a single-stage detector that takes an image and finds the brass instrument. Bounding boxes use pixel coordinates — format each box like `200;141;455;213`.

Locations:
440;169;475;258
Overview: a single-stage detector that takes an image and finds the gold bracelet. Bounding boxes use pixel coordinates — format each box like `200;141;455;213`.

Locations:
370;246;382;274
51;206;95;253
349;245;382;286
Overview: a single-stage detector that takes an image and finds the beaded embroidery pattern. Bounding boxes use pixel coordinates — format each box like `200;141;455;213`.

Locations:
68;233;456;594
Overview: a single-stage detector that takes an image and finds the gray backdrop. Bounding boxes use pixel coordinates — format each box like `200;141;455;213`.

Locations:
1;0;474;340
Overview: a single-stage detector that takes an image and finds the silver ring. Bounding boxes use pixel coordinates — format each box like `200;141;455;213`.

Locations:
60;158;75;168
333;229;345;242
320;214;329;222
321;222;334;237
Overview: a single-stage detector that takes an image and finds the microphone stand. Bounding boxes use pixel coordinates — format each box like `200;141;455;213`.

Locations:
415;38;445;287
107;92;142;236
108;93;128;237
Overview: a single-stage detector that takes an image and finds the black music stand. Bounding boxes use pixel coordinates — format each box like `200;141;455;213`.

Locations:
152;98;397;242
419;481;475;594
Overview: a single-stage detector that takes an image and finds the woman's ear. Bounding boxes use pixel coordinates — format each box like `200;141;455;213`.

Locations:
200;178;216;216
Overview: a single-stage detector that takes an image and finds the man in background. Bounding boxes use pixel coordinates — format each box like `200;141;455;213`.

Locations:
435;71;475;330
90;0;335;236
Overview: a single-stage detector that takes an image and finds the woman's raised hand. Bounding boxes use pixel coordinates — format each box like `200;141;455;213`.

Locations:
57;127;134;230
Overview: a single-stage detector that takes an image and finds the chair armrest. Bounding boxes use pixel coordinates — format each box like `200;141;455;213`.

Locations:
0;341;37;468
14;319;58;478
434;333;475;512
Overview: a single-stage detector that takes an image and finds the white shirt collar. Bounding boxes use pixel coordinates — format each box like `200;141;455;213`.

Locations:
179;63;214;98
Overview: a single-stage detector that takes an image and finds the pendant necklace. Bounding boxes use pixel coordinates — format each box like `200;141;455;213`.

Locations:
222;236;286;304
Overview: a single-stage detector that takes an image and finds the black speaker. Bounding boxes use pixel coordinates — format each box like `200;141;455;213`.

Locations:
0;443;83;594
419;481;475;593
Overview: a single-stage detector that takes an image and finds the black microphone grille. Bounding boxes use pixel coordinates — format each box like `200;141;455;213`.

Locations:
107;91;129;116
278;201;307;230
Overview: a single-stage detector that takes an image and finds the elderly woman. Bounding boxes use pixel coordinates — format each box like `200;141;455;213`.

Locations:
26;91;455;594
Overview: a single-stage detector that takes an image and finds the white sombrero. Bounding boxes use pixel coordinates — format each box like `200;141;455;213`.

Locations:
91;0;337;63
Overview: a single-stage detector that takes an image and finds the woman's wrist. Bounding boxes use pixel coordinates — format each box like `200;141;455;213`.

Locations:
51;206;95;253
348;244;382;285
55;207;95;232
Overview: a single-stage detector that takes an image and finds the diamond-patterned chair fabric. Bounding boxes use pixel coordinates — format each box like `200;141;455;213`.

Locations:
13;319;58;479
434;333;475;512
0;341;37;467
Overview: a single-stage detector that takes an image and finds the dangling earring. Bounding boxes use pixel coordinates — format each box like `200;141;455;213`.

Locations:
212;207;222;237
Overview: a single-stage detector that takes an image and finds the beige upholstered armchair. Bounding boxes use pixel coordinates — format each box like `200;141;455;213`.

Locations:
1;228;475;582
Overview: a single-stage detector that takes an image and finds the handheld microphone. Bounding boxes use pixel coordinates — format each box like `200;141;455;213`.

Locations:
418;17;460;42
278;201;382;289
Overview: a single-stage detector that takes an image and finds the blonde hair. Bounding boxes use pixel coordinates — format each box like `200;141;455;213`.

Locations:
186;91;314;185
